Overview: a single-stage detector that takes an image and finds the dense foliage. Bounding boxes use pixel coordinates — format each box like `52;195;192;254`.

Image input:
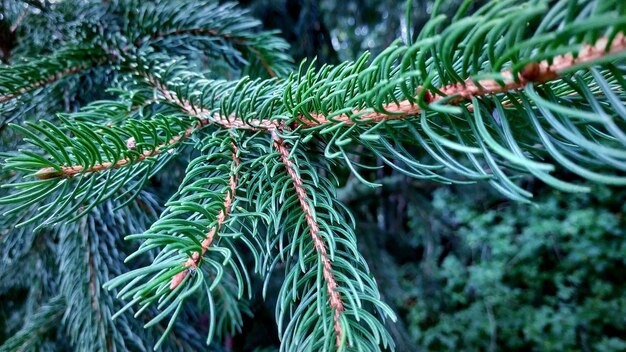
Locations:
1;0;626;351
399;185;626;351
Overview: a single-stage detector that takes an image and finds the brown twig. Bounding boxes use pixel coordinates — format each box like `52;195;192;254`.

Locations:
169;143;240;290
272;131;345;346
33;78;266;180
153;33;626;129
149;77;279;130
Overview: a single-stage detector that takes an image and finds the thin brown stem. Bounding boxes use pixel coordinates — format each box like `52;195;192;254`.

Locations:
170;143;240;290
272;131;345;347
32;76;262;180
153;33;626;129
10;7;28;33
34;78;233;180
83;227;114;351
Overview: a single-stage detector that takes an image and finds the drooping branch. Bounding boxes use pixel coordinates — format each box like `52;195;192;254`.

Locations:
272;131;345;347
170;142;240;290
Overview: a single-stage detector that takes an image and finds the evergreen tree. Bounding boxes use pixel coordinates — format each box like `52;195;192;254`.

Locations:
1;0;625;351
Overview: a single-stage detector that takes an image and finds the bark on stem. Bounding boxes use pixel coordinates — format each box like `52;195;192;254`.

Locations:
34;79;261;180
151;78;278;130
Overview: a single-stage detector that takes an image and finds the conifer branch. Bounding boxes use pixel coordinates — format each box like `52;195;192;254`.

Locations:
127;1;291;78
0;59;106;104
169;142;240;290
31;73;273;180
302;33;626;126
34;121;202;180
148;32;626;133
26;33;626;187
141;29;277;77
144;33;626;132
138;32;625;138
41;31;621;178
148;76;278;130
272;131;345;347
5;1;626;350
0;296;65;352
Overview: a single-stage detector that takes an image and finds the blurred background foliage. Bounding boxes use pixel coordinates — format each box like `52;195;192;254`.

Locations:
354;181;626;351
1;0;625;351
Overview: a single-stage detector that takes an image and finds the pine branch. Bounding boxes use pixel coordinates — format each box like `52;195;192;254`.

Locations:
272;131;345;346
1;113;187;226
20;69;261;181
34;118;203;180
28;67;270;179
262;138;396;350
0;47;109;104
33;29;618;188
170;141;240;290
75;32;626;138
25;30;626;205
1;0;292;130
139;28;278;77
128;1;292;78
58;207;129;351
146;73;278;130
302;32;626;126
0;63;91;103
103;134;251;349
3;1;626;350
148;32;626;130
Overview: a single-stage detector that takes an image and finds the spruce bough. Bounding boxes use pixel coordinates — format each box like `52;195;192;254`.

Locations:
1;0;626;350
